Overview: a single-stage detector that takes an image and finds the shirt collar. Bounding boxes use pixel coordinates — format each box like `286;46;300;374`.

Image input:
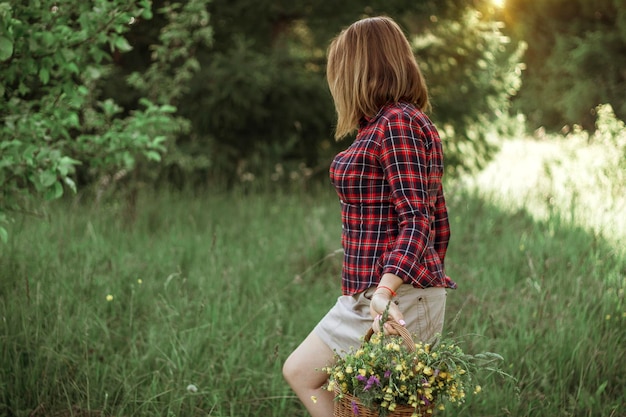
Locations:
359;103;394;128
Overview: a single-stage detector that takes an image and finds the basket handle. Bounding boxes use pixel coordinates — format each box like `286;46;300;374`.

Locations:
364;320;415;353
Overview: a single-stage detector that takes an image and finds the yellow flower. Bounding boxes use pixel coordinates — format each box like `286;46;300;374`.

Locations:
310;396;317;403
423;366;433;376
137;278;143;284
106;294;113;302
474;385;482;394
345;366;353;374
359;368;367;376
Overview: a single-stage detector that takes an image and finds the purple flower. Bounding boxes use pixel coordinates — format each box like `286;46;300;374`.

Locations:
421;395;431;407
384;370;391;378
364;375;381;391
433;368;440;378
356;374;367;383
351;400;359;415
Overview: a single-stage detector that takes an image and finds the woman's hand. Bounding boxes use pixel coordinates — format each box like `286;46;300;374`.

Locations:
370;292;406;335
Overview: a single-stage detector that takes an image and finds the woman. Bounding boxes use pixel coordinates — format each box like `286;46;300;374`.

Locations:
283;16;456;417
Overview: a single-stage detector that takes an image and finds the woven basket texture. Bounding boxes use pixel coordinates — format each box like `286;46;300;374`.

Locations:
334;388;433;416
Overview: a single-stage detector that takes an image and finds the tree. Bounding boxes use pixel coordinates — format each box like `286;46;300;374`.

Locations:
0;1;190;241
505;0;626;130
415;6;526;173
152;0;525;182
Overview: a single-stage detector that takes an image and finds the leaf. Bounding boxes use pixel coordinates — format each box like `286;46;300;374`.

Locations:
22;145;38;161
0;226;7;244
39;67;50;84
160;104;177;113
144;150;161;162
67;62;79;74
152;136;168;145
114;36;132;52
57;156;80;176
66;112;80;128
44;181;63;201
63;177;77;193
0;35;12;61
39;170;58;188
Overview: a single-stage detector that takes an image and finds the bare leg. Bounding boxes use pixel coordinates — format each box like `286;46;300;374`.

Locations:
283;330;336;417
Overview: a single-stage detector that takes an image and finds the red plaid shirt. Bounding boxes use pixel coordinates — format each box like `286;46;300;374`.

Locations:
330;102;456;295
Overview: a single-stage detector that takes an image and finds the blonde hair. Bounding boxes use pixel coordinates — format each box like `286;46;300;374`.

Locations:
327;16;430;140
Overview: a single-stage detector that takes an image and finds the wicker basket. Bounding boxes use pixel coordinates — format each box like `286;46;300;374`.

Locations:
333;321;435;417
334;387;433;417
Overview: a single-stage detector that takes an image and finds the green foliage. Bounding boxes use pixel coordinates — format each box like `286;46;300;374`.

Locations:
0;0;184;241
127;0;213;105
177;1;526;181
506;0;626;130
1;0;529;213
415;7;526;174
182;37;335;183
124;0;214;183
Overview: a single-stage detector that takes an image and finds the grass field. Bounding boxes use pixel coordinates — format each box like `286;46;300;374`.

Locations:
1;137;624;416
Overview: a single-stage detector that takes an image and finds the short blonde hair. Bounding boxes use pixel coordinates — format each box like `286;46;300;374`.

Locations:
327;16;430;140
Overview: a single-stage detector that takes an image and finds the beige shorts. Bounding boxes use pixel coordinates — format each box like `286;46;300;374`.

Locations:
314;285;447;354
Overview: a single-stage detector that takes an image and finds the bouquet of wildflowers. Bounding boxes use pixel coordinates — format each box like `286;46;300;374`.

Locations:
324;320;505;417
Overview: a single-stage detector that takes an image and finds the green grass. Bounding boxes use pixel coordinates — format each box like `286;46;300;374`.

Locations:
1;177;624;416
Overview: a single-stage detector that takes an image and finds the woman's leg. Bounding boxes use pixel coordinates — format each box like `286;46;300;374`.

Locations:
283;330;336;417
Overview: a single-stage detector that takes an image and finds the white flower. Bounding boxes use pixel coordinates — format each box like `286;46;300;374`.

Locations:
186;384;198;393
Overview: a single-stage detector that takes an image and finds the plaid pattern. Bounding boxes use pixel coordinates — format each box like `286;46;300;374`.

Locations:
330;102;456;295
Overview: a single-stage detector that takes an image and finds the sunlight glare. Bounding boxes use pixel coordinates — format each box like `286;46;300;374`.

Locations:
492;0;505;8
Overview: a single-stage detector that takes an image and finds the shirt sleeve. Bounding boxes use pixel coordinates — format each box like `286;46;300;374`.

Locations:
432;181;450;265
378;112;432;284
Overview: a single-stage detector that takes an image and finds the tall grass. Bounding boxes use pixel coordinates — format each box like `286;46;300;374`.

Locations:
1;179;624;416
0;187;338;416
